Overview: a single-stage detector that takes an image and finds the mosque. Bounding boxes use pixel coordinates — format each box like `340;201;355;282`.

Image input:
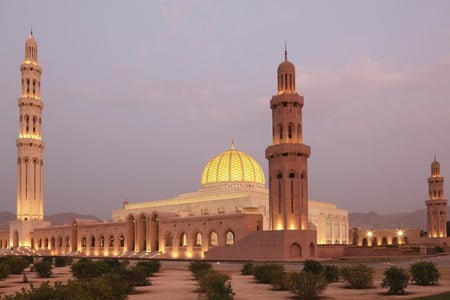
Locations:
0;33;447;260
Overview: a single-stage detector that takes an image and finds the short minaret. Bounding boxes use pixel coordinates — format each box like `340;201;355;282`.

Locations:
265;49;311;230
10;32;49;248
426;157;447;237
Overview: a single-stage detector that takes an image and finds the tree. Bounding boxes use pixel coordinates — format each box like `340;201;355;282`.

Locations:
289;271;328;300
34;260;53;278
340;264;374;289
410;261;440;285
381;266;409;295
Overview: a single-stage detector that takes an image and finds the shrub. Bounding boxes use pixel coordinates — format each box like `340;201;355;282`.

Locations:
2;277;130;300
136;260;161;276
271;271;290;291
240;262;254;275
41;256;53;264
71;258;108;280
198;270;234;300
381;266;409;295
289;271;328;300
0;263;10;280
410;261;440;285
0;256;28;274
34;260;53;278
54;256;66;267
189;261;213;280
323;265;340;282
340;264;374;289
253;263;285;284
54;256;73;267
303;259;324;275
119;267;150;288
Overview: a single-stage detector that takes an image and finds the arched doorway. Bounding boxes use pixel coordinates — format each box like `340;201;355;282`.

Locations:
372;238;377;247
137;215;147;252
362;238;368;246
289;243;302;257
404;236;409;245
13;231;19;248
151;214;159;251
392;237;398;245
309;242;315;257
126;215;136;252
381;237;388;245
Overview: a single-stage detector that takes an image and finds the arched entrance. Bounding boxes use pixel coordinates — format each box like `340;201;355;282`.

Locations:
381;237;388;245
13;231;19;248
362;238;368;246
127;215;136;252
137;215;147;252
289;243;302;258
309;242;315;257
150;214;159;251
372;238;377;246
392;237;398;245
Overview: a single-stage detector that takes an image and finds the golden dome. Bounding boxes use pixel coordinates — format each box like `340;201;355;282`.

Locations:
201;142;265;188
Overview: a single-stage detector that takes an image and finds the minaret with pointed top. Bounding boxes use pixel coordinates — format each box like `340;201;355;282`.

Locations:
426;157;447;237
10;31;49;248
265;49;310;231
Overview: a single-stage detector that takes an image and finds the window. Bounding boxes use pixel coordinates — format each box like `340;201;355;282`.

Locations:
288;125;292;139
225;231;235;245
109;236;114;247
82;237;87;247
165;233;173;247
210;232;218;246
99;236;105;248
91;236;96;247
179;233;187;247
195;232;202;246
119;235;125;247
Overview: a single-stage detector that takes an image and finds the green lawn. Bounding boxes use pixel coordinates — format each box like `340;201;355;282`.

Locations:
412;292;450;300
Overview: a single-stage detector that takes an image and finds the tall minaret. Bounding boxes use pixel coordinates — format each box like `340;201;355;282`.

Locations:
10;31;49;248
426;157;447;237
265;49;311;231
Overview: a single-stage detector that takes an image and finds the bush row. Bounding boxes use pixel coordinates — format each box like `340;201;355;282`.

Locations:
189;261;235;300
242;260;440;297
0;258;161;300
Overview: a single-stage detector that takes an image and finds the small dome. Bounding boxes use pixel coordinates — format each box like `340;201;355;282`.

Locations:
201;143;265;189
277;59;295;73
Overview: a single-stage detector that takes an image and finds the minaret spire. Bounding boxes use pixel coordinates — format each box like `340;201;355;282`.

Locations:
10;32;49;249
426;158;447;237
284;41;288;61
266;51;310;230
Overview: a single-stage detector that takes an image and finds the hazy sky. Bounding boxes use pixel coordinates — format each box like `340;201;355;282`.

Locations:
1;1;450;220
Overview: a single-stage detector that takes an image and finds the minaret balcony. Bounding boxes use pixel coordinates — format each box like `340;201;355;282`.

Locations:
265;143;310;159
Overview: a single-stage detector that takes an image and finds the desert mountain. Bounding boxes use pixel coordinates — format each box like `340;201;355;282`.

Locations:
349;207;450;230
0;212;101;229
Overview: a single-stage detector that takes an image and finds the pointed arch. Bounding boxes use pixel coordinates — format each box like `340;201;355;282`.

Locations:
289;243;301;257
225;230;235;246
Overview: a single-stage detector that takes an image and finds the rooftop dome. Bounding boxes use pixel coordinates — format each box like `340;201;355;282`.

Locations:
200;142;265;189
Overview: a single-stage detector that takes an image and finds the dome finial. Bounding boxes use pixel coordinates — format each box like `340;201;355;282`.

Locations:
434;153;437;161
284;40;288;61
231;138;235;150
30;25;33;38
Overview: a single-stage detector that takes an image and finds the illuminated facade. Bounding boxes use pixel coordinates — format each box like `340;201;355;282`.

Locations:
426;157;447;238
1;34;351;260
265;49;310;231
9;32;50;248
